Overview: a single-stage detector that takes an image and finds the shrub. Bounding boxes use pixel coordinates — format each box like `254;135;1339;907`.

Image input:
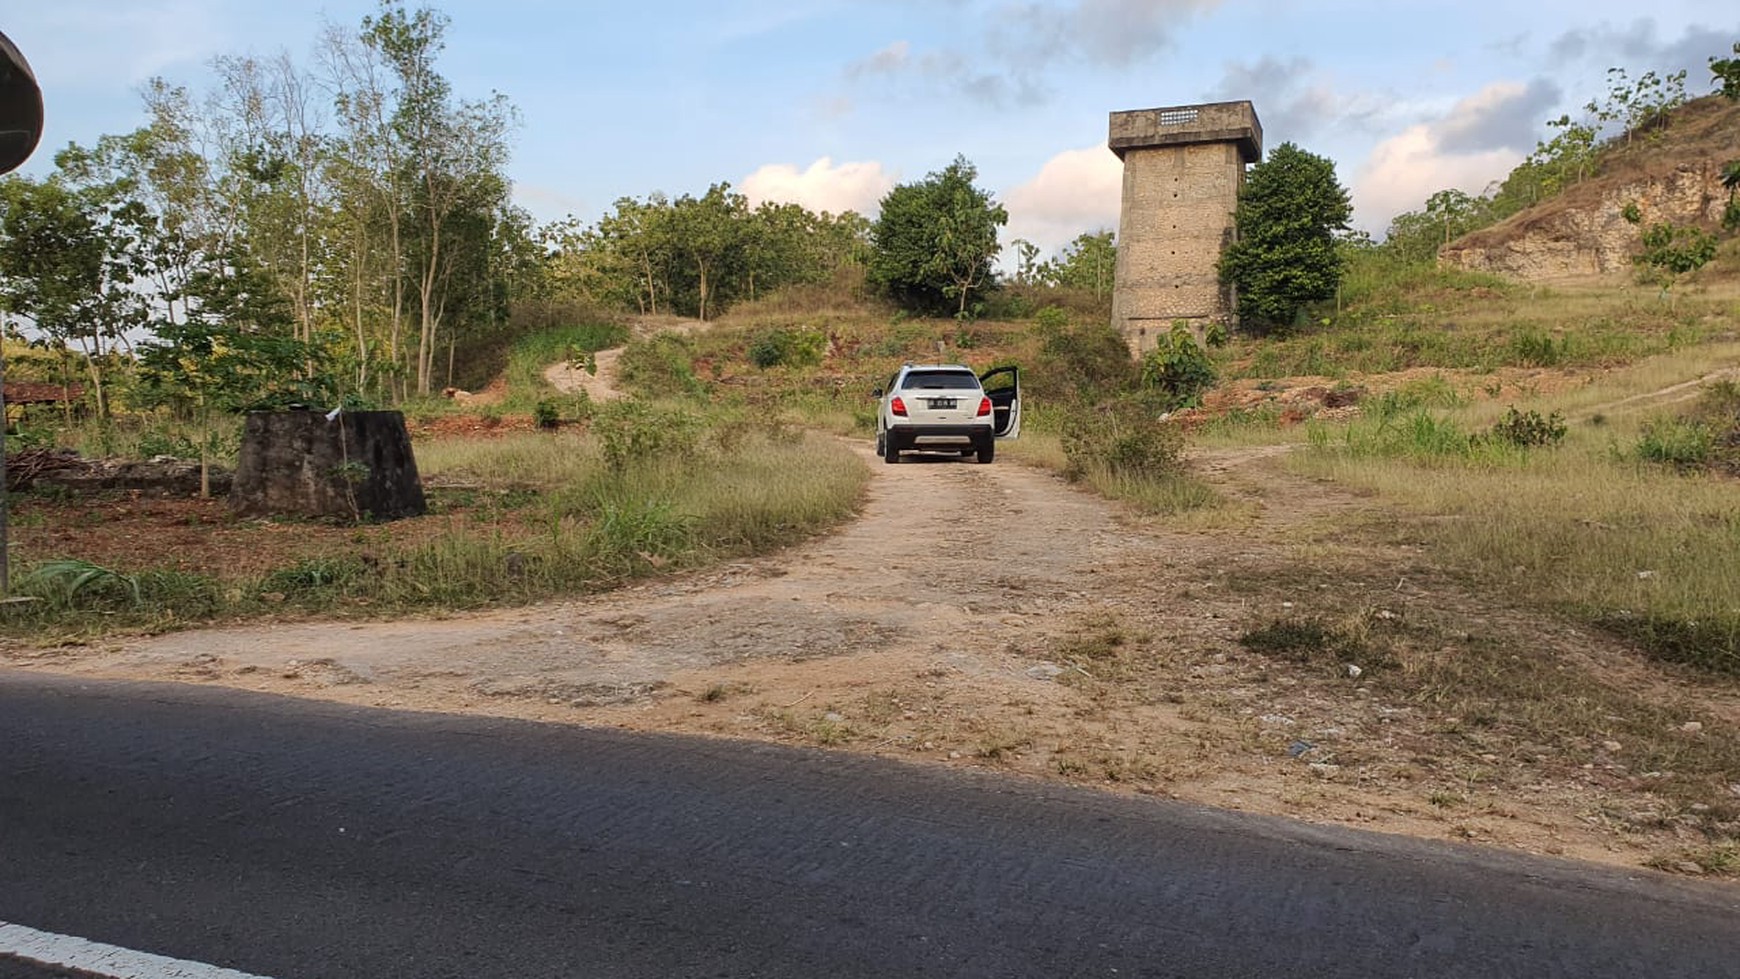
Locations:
1061;398;1185;481
1030;316;1137;402
1488;406;1567;448
592;400;705;471
1240;614;1400;671
585;499;697;570
137;430;201;459
747;327;826;369
260;557;365;596
1318;407;1475;460
533;399;561;429
1597;612;1740;675
1139;321;1221;408
1636;416;1713;469
617;332;706;397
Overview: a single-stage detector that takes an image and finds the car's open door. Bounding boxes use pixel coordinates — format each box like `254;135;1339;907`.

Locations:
979;365;1020;439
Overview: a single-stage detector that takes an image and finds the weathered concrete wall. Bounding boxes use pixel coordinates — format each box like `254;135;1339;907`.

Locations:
1109;101;1261;353
230;410;426;521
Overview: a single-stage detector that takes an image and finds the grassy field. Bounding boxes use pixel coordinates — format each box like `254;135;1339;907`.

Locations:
9;255;1740;683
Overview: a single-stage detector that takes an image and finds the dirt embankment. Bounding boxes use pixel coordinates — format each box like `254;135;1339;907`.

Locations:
543;347;625;403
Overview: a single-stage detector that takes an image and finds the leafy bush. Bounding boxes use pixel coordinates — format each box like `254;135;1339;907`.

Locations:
1139;321;1220;408
1488;407;1567;448
1029;314;1137;402
617;332;706;397
747;327;826;369
533;399;561;429
18;559;140;606
1636;416;1713;469
137;430;201;459
1060;398;1185;481
1034;306;1069;333
592;400;704;470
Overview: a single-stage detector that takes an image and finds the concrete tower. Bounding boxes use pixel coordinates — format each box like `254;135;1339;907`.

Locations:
1107;101;1262;353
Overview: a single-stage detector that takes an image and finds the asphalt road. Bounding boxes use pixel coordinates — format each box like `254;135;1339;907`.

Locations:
2;673;1735;979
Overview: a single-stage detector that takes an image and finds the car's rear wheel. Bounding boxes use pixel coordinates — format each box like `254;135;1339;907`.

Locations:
976;442;994;464
884;435;900;464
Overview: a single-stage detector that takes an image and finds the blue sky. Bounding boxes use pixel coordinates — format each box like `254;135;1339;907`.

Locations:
7;1;1739;257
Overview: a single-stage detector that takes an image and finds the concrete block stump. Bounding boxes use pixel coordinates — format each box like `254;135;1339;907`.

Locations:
230;410;427;521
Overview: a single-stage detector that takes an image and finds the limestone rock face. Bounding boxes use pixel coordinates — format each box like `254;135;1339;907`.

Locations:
1439;96;1739;282
230;410;426;521
1442;163;1730;279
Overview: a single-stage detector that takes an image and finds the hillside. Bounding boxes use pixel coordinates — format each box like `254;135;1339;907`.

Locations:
1442;96;1740;279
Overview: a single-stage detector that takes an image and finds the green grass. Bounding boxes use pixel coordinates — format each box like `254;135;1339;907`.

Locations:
1221;257;1732;381
3;413;868;637
501;321;629;409
1297;378;1740;675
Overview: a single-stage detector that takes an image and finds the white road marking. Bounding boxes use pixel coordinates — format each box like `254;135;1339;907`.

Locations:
0;921;277;979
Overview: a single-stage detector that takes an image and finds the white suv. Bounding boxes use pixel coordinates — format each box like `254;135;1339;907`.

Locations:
873;364;1021;464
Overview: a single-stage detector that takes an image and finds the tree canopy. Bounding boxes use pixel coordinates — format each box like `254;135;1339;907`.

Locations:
868;155;1007;317
1218;142;1351;333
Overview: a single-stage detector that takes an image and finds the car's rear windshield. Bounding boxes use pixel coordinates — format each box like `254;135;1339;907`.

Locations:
900;370;980;391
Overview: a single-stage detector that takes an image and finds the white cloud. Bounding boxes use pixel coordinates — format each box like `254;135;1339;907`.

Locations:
1353;125;1519;236
1000;144;1123;257
740;157;896;216
1349;80;1564;234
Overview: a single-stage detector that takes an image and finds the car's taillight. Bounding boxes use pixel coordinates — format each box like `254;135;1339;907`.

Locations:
891;397;908;417
976;396;992;417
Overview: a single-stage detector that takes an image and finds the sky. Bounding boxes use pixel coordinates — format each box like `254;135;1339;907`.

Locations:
6;1;1739;259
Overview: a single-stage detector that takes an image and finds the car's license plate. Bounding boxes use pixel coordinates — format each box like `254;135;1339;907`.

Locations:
927;399;956;410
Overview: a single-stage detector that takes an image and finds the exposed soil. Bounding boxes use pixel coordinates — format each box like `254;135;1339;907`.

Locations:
6;353;1740;879
543;347;625;402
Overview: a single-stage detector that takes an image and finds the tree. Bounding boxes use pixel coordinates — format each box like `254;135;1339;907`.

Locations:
0;170;153;417
1383;188;1494;264
1042;230;1117;298
1588;67;1688;146
1218;142;1351;333
666;183;747;321
868;155;1007;316
360;0;516;395
1714;42;1740;101
1010;239;1041;286
134;245;332;496
1633;222;1718;302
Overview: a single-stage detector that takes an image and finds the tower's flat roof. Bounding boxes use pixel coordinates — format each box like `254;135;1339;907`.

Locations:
1108;101;1262;162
